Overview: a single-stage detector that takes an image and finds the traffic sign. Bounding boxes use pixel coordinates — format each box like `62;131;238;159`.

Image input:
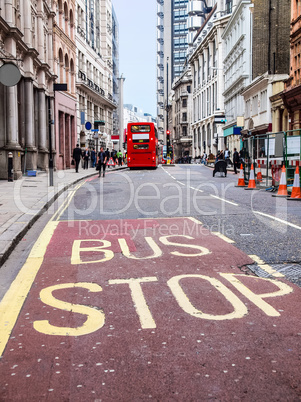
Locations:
107;157;115;166
85;121;92;130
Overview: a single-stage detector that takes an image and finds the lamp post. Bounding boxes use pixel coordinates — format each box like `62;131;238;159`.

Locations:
117;75;125;152
166;57;169;145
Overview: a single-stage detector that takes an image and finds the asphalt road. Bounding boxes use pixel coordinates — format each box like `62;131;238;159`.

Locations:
63;165;301;275
0;165;300;401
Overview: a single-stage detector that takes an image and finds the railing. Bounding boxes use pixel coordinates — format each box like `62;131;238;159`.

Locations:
78;70;86;81
241;130;301;187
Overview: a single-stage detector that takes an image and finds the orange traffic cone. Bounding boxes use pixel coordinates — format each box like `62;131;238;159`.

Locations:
245;164;258;190
288;165;301;200
272;165;288;197
257;163;263;182
235;164;246;187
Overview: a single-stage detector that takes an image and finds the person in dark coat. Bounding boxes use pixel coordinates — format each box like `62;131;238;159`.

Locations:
90;148;96;168
233;148;240;174
72;144;82;173
83;148;90;169
97;147;107;177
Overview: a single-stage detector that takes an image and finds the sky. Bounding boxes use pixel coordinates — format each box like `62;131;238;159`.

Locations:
112;0;157;117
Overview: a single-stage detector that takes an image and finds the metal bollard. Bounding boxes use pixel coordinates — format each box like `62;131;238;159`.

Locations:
8;152;13;182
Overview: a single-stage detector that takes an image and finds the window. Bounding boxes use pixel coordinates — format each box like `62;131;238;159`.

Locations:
226;0;232;14
182;98;187;107
182;112;187;122
207;48;211;77
252;95;258;115
260;90;267;112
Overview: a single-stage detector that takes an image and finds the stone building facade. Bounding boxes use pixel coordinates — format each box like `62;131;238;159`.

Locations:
0;0;56;179
189;4;230;157
76;0;116;154
0;0;117;179
222;0;253;154
53;0;77;171
240;0;290;138
172;69;192;160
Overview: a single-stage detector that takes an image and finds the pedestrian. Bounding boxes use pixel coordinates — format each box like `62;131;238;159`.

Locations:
83;148;90;169
117;150;123;166
224;148;230;164
233;147;240;174
105;148;111;168
90;148;96;168
239;148;245;163
72;144;82;173
97;147;107;177
111;149;117;165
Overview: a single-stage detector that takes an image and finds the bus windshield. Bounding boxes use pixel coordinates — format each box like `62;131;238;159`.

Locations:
131;125;151;133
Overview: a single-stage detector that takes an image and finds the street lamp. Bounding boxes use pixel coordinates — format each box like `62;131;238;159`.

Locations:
166;57;169;137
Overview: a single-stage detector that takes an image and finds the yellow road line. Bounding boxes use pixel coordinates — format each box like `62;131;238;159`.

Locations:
249;254;284;278
52;181;83;222
212;232;235;244
0;221;59;357
0;179;86;357
187;217;203;225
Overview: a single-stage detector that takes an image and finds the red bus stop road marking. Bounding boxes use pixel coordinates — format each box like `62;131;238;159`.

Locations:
0;217;300;400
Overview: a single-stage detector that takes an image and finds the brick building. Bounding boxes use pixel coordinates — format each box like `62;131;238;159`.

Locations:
281;0;301;131
252;0;291;78
241;0;291;137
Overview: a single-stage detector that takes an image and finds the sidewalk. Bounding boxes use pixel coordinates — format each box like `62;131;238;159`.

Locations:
0;164;127;266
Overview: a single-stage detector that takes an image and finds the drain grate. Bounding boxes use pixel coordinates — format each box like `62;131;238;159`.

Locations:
247;263;301;287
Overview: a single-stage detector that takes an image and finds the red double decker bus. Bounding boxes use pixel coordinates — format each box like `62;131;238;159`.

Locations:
127;122;159;168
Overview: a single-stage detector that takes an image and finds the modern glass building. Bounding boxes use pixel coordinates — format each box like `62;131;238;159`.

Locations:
157;0;211;140
157;0;189;138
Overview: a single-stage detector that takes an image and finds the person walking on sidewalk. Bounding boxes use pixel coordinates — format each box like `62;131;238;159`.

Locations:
90;148;96;168
105;148;111;168
97;147;107;177
83;148;90;169
72;144;82;173
117;150;123;166
233;148;240;174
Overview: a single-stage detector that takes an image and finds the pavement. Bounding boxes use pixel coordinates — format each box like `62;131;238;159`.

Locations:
0;164;127;267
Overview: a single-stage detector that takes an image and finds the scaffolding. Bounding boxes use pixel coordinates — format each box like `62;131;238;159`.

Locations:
241;130;301;189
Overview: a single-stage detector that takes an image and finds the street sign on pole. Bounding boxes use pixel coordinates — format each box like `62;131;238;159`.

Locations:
85;122;92;131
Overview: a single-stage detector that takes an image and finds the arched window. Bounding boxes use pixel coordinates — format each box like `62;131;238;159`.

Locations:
70;58;75;94
69;9;74;39
58;48;64;82
57;0;63;27
64;54;69;89
64;2;68;33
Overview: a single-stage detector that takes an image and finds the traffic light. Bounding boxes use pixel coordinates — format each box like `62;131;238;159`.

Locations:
215;137;218;144
221;118;227;123
166;130;170;147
